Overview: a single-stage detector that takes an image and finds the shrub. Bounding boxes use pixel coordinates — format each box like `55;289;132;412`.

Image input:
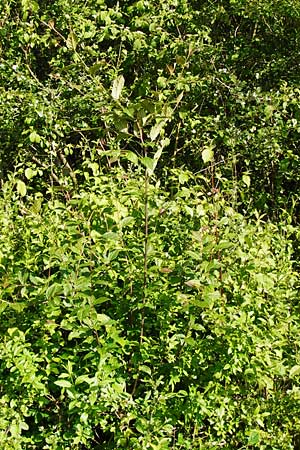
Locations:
0;168;299;449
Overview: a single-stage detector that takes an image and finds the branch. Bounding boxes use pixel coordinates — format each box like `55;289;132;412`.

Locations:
31;154;61;185
57;150;77;186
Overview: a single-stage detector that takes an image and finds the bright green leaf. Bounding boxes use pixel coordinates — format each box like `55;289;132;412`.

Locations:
54;379;72;388
17;180;27;197
46;283;63;299
242;174;251;187
140;365;152;376
125;151;139;165
141;157;155;172
29;130;41;143
202;147;214;163
25;168;36;180
248;430;260;445
97;313;111;324
20;421;29;431
290;365;300;378
0;301;8;315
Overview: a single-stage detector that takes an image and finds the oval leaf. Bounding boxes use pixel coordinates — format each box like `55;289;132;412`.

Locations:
290;365;300;378
54;379;72;388
150;120;166;141
185;279;201;289
141;157;155;172
242;174;251;188
66;31;78;50
29;130;41;143
17;180;27;197
112;75;125;100
202;147;214;164
125;151;139;165
25;168;36;180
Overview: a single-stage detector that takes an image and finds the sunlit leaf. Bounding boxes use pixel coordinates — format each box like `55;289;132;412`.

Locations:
125;151;139;165
112;75;125;100
150;120;166;141
66;31;78;50
290;365;300;378
242;174;251;187
248;430;260;445
185;279;201;289
17;179;27;197
54;379;72;388
202;146;214;163
29;131;41;143
141;157;155;172
25;168;36;180
140;365;151;376
97;313;111;324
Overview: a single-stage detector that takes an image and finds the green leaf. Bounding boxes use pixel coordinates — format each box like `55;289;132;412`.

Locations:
150;120;166;141
66;31;78;50
97;313;111;325
160;137;170;149
10;302;26;312
88;63;103;75
29;130;41;143
115;118;128;133
20;421;29;431
46;283;63;299
9;423;19;438
120;216;135;227
141;157;155;172
112;75;125;100
157;76;167;88
133;38;142;51
25;168;36;180
102;231;119;241
54;379;72;388
17;180;27;197
248;430;260;445
68;330;85;340
202;146;214;163
264;104;274;119
29;275;45;285
290;365;300;378
0;301;8;315
75;374;92;385
140;365;152;376
125;151;139;165
90;229;101;241
242;174;251;187
153;146;163;165
107;249;119;262
179;172;190;184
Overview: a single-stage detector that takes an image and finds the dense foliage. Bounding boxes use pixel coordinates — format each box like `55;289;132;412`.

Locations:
1;0;300;449
1;170;300;449
1;0;300;212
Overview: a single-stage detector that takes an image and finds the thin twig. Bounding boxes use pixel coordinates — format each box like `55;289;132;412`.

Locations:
57;150;77;186
31;154;61;185
131;124;148;397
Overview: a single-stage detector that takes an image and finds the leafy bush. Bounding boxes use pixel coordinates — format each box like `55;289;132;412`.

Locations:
0;168;299;449
1;0;300;214
2;1;300;448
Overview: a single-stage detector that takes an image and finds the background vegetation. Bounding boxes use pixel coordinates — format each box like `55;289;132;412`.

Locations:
1;0;300;448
